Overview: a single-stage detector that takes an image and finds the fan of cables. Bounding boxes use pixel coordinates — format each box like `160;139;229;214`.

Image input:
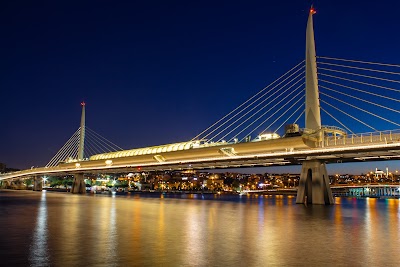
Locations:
46;126;123;167
317;56;400;135
192;60;306;143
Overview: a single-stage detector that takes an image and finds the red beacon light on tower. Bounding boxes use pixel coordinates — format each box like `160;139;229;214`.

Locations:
81;101;86;106
310;7;317;14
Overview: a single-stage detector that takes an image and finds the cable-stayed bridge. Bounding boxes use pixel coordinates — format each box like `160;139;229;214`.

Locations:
2;9;400;204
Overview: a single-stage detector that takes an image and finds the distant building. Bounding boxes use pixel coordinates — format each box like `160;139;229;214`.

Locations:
0;163;5;173
375;168;385;178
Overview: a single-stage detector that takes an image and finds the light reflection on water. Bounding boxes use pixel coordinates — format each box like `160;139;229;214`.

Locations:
1;191;400;266
29;191;49;266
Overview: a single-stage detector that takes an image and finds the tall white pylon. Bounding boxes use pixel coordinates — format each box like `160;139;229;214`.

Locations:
78;101;86;160
296;7;334;205
305;7;322;132
73;102;87;194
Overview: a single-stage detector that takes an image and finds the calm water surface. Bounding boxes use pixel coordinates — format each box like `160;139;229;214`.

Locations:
0;190;400;267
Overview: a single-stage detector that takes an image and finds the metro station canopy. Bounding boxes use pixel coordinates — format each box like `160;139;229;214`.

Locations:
89;140;206;160
89;133;282;161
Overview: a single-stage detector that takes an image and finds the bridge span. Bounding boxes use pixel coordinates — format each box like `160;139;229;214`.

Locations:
2;8;400;205
2;130;400;178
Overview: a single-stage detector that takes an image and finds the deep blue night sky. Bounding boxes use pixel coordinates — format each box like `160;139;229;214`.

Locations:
2;0;400;174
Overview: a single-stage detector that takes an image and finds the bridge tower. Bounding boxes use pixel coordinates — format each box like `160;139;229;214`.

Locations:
72;102;87;194
296;8;334;205
78;101;86;161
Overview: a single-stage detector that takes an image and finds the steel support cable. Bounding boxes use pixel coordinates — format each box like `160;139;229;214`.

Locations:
192;61;305;141
89;142;106;155
212;75;305;142
85;131;113;153
222;82;305;142
84;142;98;157
71;147;78;160
319;72;400;93
47;129;80;166
236;85;305;142
82;137;98;156
85;139;104;155
274;102;305;134
82;144;93;158
46;129;80;167
238;87;305;142
320;99;377;131
317;56;400;68
293;110;305;124
320;92;400;128
57;129;82;161
85;129;121;153
48;133;80;167
320;85;400;114
201;67;305;141
317;61;400;76
87;129;123;151
83;136;97;155
64;133;80;158
319;79;400;103
86;128;123;151
88;131;121;153
85;132;112;154
320;107;355;134
191;61;305;141
85;127;124;150
318;67;400;84
259;95;305;136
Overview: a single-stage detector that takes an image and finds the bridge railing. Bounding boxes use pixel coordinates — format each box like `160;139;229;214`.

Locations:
323;129;400;147
0;166;58;180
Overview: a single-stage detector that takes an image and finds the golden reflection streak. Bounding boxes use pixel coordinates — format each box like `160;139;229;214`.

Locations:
386;199;400;246
83;196;118;265
261;195;290;265
156;201;166;261
29;191;49;266
59;195;81;264
364;197;376;259
331;197;344;253
205;203;217;259
97;198;111;254
183;202;207;265
130;198;142;265
107;197;118;263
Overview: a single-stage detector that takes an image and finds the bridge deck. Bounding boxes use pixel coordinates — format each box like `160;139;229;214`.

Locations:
3;130;400;180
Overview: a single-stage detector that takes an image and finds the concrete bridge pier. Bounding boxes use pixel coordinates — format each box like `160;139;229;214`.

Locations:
71;173;86;194
33;176;43;191
296;160;334;205
0;180;9;189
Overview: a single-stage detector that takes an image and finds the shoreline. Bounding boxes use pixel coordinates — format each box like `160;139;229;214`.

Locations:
2;188;400;199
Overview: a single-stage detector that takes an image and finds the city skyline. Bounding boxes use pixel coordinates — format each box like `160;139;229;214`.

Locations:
2;1;400;174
